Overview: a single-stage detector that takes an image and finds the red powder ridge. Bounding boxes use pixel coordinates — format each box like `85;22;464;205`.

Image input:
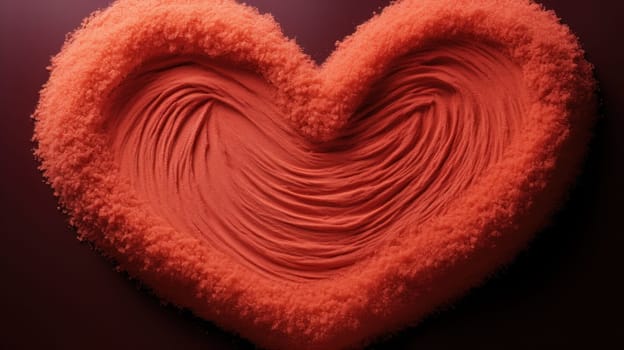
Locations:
33;0;596;349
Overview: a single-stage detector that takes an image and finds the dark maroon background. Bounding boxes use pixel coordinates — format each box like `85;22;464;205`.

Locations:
1;0;622;349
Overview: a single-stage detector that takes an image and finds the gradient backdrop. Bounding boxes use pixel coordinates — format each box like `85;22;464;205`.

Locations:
1;0;622;349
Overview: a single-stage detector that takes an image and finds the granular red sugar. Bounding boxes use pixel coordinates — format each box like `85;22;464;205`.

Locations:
33;0;596;349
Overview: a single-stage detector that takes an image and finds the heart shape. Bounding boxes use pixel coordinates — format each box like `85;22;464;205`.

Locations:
33;0;595;348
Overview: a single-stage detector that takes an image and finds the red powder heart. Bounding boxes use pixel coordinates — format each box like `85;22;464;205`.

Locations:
33;0;596;348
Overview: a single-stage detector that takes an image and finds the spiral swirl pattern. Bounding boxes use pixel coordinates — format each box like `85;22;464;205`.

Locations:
105;41;527;281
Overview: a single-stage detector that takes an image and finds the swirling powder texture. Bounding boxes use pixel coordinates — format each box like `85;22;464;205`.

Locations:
33;0;596;349
104;42;526;281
